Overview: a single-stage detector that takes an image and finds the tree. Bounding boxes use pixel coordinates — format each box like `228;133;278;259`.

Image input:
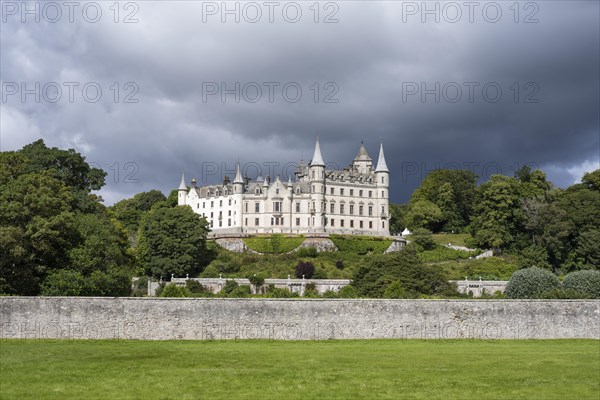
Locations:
0;171;78;295
581;169;600;191
389;203;408;235
408;169;478;232
111;190;167;236
138;206;210;278
467;175;523;249
404;200;443;231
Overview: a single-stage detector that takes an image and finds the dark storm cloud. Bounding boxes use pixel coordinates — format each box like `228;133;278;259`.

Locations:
1;1;598;204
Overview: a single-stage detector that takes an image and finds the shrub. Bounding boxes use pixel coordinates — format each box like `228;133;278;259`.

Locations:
297;246;318;258
295;261;315;279
200;265;219;278
159;283;189;297
185;279;205;294
562;270;600;298
40;269;86;296
322;289;338;298
335;260;345;270
264;284;299;298
383;280;406;299
219;280;251;297
410;228;436;251
303;282;319;298
312;268;328;279
505;267;560;299
337;285;359;298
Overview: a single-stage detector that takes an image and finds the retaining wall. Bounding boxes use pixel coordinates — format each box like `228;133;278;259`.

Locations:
1;297;597;340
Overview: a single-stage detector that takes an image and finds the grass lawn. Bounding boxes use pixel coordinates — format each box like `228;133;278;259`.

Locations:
1;340;598;399
431;233;473;247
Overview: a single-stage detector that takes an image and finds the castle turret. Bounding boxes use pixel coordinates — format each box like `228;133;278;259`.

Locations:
375;141;390;235
309;138;326;232
178;173;187;206
352;141;373;174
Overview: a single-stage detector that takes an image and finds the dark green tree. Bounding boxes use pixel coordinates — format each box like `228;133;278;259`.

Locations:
138;206;210;278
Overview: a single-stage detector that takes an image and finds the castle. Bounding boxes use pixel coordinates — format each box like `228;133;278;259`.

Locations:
177;139;390;236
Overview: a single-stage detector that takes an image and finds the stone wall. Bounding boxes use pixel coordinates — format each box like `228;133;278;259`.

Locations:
1;298;597;340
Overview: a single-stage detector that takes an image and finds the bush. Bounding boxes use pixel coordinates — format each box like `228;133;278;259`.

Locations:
335;260;345;270
159;283;189;297
200;265;219;278
219;280;251;297
337;285;359;298
295;261;315;279
264;284;299;298
562;270;600;298
312;268;328;279
383;280;406;299
40;269;86;296
410;228;436;251
297;247;318;257
322;289;338;298
185;279;206;294
505;267;560;299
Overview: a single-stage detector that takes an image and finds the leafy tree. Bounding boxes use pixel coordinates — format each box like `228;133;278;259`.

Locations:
408;169;478;232
383;280;406;298
138;206;210;279
0;171;78;295
410;228;436;251
404;199;443;231
581;169;600;191
111;190;167;236
159;283;190;297
389;203;408;235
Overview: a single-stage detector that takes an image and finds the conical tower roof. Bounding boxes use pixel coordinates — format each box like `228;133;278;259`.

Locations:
354;141;372;161
310;138;325;166
178;173;187;190
375;142;389;173
233;163;243;184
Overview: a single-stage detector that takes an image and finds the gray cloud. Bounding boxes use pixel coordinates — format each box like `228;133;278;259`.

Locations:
1;0;598;204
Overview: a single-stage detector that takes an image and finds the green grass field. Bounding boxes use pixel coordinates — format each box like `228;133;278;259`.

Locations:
1;340;598;399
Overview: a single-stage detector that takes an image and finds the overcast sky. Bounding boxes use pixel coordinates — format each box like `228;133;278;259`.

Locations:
1;0;598;204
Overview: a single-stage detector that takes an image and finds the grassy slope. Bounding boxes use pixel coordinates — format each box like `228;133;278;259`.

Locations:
1;340;598;400
431;233;472;247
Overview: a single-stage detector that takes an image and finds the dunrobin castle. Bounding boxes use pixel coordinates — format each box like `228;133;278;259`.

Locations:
178;139;390;236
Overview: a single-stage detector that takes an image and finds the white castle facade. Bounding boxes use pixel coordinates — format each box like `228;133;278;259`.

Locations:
177;139;390;236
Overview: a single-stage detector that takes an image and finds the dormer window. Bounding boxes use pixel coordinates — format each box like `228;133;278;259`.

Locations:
296;187;301;195
255;187;261;195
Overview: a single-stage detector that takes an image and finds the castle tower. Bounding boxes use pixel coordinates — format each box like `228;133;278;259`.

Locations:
232;163;244;229
309;137;326;232
352;141;373;174
375;141;390;235
178;173;187;206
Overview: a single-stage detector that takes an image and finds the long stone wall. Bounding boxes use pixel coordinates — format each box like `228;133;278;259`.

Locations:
1;298;597;340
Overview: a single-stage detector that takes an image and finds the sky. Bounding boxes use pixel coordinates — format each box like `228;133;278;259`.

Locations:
1;0;599;204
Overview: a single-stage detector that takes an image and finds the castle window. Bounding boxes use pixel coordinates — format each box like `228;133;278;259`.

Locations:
381;176;385;184
296;217;300;226
210;221;213;227
382;190;385;198
330;188;334;195
255;218;259;226
340;204;345;214
228;219;231;226
350;189;354;196
245;218;248;226
296;202;300;212
203;202;205;208
211;201;214;207
228;210;231;216
255;187;260;195
281;217;284;225
220;200;223;207
382;205;385;214
382;221;385;228
350;220;354;228
340;188;344;195
331;219;335;227
271;218;274;226
312;171;315;179
296;187;301;195
312;185;315;193
350;205;354;215
369;221;373;229
359;190;363;197
255;202;260;213
276;189;279;195
229;199;232;206
219;221;222;227
245;202;248;212
273;201;282;212
368;191;372;198
360;221;363;228
210;212;213;218
359;205;364;216
330;203;335;213
197;204;199;209
341;219;345;227
368;206;373;216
